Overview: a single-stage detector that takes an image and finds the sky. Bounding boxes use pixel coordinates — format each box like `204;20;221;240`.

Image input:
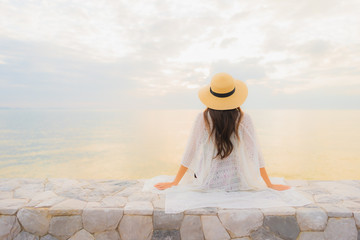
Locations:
0;0;359;110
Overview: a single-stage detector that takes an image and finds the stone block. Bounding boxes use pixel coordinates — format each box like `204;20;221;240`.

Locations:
14;231;39;240
152;230;180;240
49;215;82;240
85;189;108;202
153;209;183;230
250;226;283;240
0;191;13;199
201;215;230;240
298;232;325;240
152;197;165;209
341;200;360;211
180;215;204;240
101;196;127;208
86;201;102;208
124;201;153;215
264;215;300;240
296;207;328;231
317;203;352;217
118;215;153;240
94;230;121;240
261;206;296;216
297;185;329;195
218;209;263;238
0;179;21;191
354;211;360;228
68;229;94;240
0;215;21;240
324;218;357;240
128;192;158;202
0;198;28;214
82;207;123;233
14;184;44;199
314;194;344;203
184;207;218;215
36;196;67;208
49;199;87;216
17;208;50;236
40;234;58;240
25;191;58;207
115;186;142;197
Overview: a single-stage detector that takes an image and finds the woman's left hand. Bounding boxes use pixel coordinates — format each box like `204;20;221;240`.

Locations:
154;182;177;190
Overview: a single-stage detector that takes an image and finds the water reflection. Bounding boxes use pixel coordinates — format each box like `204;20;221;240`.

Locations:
0;109;359;180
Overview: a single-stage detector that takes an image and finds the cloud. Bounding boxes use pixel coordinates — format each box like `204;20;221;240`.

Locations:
209;58;267;81
219;38;238;48
294;39;333;56
0;0;359;109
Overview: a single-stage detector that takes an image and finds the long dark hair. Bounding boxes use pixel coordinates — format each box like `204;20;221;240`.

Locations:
203;107;243;160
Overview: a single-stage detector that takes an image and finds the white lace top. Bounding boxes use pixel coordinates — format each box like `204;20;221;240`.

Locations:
179;110;268;192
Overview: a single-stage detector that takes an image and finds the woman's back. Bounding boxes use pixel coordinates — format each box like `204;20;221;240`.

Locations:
180;110;267;191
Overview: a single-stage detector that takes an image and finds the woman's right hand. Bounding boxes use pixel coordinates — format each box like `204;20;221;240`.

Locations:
268;184;292;191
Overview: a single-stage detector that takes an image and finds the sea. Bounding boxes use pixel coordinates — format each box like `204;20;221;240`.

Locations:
0;109;359;181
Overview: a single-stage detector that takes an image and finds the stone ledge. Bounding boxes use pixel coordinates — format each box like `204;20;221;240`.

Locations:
0;178;359;239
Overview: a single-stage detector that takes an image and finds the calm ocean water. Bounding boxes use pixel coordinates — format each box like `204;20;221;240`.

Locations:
0;109;359;180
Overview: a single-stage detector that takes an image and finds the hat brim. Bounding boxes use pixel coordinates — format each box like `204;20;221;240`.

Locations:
198;79;248;110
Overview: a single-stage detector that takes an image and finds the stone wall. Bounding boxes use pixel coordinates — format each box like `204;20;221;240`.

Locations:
0;178;359;240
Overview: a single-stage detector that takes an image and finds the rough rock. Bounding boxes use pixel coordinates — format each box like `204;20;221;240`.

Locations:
40;234;58;240
296;207;328;231
180;215;204;240
250;226;283;240
152;230;181;240
13;231;39;240
123;201;153;215
0;215;21;240
49;199;87;215
184;207;218;215
48;215;82;240
118;215;153;240
323;218;357;240
68;229;94;240
128;192;158;202
101;196;127;208
82;207;123;233
25;191;58;207
94;230;121;240
261;206;296;216
153;210;183;230
0;198;28;214
264;215;300;240
201;215;230;240
17;208;50;236
317;203;352;217
298;232;325;240
218;209;263;238
354;211;360;228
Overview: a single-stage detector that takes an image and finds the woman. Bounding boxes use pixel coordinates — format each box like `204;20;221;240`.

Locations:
154;72;291;192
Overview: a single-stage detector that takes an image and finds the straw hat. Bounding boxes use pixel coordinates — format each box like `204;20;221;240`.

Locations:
198;72;248;110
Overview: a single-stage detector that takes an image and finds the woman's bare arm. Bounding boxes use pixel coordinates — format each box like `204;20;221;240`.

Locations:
172;164;188;185
260;167;292;190
153;164;188;190
260;167;272;187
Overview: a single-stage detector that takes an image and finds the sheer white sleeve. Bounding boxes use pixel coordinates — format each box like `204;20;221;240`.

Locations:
180;112;204;168
239;112;266;168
